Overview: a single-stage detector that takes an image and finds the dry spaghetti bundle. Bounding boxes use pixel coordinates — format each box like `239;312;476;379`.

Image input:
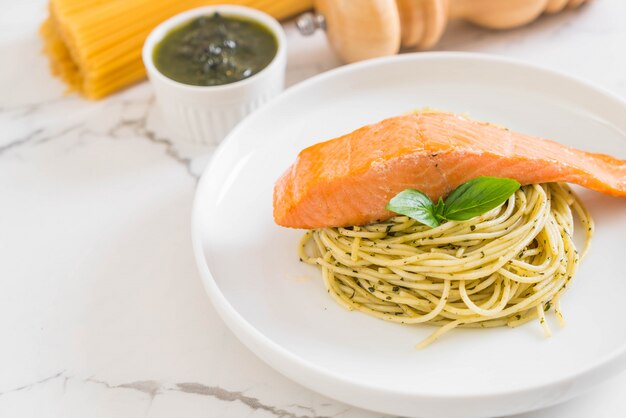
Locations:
40;0;312;99
300;183;593;348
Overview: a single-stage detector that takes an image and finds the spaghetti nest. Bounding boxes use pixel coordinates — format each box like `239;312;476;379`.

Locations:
299;183;593;348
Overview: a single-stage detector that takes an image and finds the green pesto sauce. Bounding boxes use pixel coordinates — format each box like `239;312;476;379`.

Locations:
153;13;277;86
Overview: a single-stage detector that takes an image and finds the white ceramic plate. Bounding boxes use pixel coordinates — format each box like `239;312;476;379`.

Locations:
192;53;626;418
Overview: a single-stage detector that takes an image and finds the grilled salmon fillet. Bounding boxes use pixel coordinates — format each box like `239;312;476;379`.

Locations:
273;111;626;229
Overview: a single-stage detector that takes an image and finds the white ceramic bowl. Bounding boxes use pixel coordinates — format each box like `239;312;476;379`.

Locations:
143;5;286;146
192;53;626;418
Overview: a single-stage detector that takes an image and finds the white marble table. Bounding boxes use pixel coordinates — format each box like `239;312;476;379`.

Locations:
1;1;625;417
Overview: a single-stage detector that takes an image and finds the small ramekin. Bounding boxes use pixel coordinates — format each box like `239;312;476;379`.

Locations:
142;5;287;146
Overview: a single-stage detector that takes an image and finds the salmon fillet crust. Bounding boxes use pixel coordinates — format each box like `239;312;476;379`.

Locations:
273;112;626;229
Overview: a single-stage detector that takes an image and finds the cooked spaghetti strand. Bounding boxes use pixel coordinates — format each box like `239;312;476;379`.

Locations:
299;183;592;348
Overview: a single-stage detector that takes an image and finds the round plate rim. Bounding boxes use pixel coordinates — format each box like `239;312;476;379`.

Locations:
192;52;626;404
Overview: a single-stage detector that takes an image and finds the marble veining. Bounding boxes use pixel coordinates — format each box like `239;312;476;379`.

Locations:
1;0;625;417
1;372;342;418
0;371;66;397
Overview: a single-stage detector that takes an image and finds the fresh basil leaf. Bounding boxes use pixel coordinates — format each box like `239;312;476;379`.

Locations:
433;197;445;221
386;189;440;228
443;176;520;221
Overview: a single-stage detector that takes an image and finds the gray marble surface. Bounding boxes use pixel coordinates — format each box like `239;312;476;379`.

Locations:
1;0;625;417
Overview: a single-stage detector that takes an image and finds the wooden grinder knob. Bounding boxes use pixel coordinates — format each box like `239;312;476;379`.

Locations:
313;0;590;63
315;0;401;64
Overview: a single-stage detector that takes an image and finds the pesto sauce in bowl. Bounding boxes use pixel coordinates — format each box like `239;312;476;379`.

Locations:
153;13;278;86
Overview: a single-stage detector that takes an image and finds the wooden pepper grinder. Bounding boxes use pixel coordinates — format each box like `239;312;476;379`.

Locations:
297;0;591;63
